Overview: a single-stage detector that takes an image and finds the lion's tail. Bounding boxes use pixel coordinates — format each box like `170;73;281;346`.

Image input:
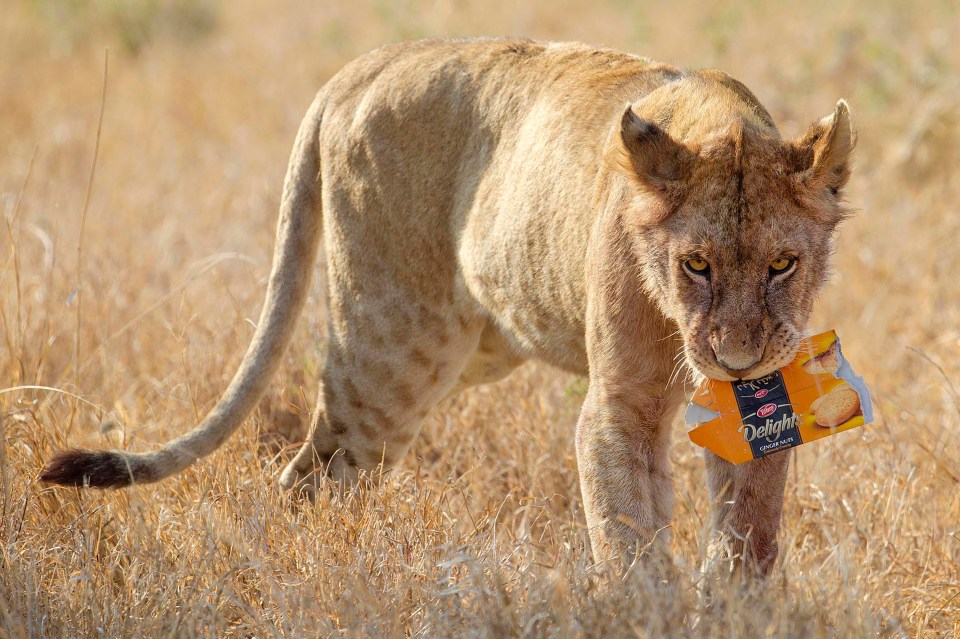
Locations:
41;94;326;489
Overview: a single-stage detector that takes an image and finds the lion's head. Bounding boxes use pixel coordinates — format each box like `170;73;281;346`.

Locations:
617;85;855;381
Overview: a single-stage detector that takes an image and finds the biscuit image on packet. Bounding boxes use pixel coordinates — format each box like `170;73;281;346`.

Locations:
685;331;873;464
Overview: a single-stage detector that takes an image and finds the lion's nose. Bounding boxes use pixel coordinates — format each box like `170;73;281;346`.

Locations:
710;325;765;375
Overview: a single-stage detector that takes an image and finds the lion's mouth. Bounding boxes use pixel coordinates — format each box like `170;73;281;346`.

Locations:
718;360;763;380
684;345;793;383
683;322;804;383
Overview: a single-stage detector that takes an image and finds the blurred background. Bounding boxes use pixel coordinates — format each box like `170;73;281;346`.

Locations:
1;1;958;636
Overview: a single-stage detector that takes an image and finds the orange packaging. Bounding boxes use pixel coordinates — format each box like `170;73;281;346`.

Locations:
685;331;872;464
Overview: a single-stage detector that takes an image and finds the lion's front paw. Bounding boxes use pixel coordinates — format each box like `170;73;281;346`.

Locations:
702;530;778;582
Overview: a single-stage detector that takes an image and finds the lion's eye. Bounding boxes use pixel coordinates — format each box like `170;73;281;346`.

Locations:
769;257;795;275
685;257;710;275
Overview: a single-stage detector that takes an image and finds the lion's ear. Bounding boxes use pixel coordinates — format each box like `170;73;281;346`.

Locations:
795;100;856;196
619;107;692;197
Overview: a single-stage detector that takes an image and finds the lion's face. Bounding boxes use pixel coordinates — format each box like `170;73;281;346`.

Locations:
619;102;855;381
645;171;836;381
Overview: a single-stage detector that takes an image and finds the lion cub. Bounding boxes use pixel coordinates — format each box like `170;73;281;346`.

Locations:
42;38;855;575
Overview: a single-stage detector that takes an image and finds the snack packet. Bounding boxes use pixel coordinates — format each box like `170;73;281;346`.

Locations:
685;330;872;464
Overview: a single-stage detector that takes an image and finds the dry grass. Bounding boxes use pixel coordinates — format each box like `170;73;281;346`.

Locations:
2;0;959;636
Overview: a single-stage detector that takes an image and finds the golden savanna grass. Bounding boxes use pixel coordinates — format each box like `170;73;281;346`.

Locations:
1;0;959;636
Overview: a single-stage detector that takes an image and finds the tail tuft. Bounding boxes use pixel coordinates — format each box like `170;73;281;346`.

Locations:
40;449;136;488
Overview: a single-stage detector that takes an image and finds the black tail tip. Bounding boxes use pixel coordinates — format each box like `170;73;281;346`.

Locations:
40;449;135;489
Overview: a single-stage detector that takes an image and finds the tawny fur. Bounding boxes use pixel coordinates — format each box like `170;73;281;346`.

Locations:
41;38;855;574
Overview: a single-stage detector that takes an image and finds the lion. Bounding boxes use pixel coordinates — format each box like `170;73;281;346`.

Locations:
41;38;855;575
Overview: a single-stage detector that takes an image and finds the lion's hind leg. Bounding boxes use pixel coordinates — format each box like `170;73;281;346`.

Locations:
279;292;484;495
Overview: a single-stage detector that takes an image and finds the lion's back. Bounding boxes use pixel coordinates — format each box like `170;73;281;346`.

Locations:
311;39;682;371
